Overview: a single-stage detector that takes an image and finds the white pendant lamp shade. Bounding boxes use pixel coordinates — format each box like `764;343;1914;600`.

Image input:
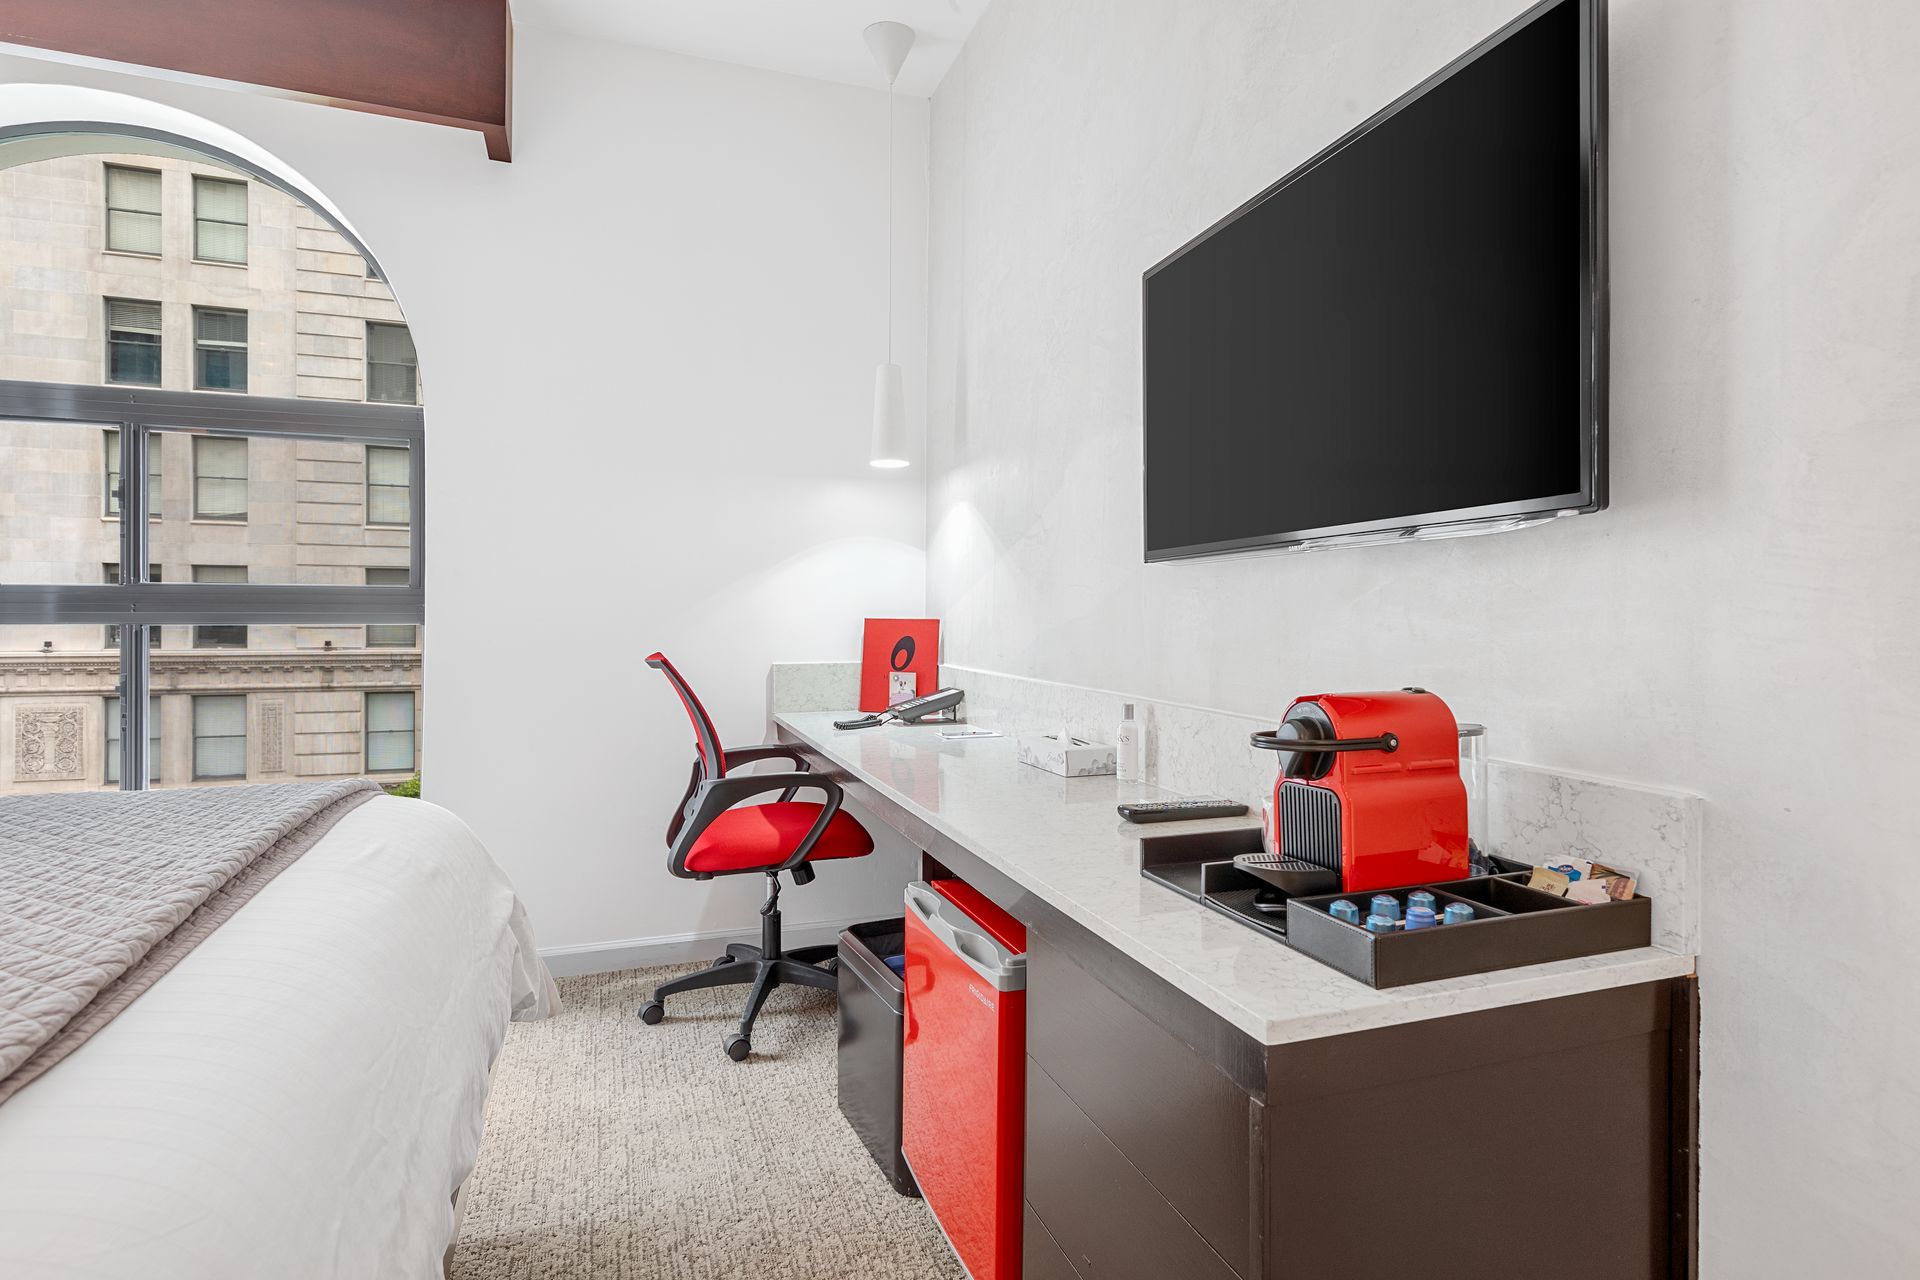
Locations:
871;362;909;468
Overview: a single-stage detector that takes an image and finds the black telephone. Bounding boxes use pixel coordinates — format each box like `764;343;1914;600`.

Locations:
834;688;965;731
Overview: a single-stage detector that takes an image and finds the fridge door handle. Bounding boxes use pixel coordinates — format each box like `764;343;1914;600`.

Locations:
905;881;1027;992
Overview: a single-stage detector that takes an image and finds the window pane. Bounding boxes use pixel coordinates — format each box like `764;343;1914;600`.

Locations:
106;165;161;212
104;694;162;785
365;445;411;526
153;431;416;585
365;567;417;647
195;308;248;345
195;347;248;391
106;298;162;331
105;166;162;255
193;694;247;778
194;176;247;222
194;308;248;392
194;436;249;519
191;564;249;649
193;177;247;264
366;323;418;404
107;209;162;255
1;420;129;587
365;692;415;772
106;298;163;386
102;428;164;518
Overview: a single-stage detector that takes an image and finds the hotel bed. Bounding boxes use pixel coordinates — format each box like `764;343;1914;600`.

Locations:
0;788;556;1280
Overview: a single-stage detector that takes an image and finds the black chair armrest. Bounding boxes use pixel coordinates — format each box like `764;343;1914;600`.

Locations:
669;771;846;879
722;743;812;771
721;743;812;800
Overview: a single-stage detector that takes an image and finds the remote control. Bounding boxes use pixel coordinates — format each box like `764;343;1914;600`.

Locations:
1117;799;1250;823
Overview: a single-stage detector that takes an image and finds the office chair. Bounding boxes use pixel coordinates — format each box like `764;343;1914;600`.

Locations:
640;652;875;1060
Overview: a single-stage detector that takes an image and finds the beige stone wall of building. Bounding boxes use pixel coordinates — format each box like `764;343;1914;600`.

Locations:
0;154;423;795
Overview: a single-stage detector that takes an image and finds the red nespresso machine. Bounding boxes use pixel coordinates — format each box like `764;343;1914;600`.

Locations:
1247;688;1470;895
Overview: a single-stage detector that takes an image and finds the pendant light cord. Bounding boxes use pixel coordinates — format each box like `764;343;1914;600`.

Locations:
886;79;895;365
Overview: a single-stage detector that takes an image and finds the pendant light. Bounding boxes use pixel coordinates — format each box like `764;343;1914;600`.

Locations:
865;20;915;469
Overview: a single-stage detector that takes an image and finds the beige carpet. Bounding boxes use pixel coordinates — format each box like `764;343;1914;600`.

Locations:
449;964;966;1280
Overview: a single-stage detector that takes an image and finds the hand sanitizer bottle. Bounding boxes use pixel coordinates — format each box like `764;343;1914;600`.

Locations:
1115;703;1144;784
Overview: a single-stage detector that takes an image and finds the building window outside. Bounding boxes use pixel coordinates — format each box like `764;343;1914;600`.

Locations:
105;695;162;784
193;307;248;391
193;435;248;520
104;563;162;648
105;165;163;255
365;691;416;773
192;695;247;780
193;176;248;264
366;322;418;404
103;428;162;518
105;298;162;385
365;445;410;526
192;565;248;648
365;567;416;648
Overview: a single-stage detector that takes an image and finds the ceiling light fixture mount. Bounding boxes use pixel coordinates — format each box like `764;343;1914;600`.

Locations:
865;20;915;470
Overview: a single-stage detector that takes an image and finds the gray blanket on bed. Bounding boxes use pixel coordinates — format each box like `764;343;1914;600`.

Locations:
0;779;381;1102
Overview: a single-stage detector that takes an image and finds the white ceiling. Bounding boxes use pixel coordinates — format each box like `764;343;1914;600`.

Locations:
510;0;992;98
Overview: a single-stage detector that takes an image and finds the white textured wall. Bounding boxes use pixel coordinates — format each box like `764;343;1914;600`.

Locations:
0;30;931;956
926;0;1920;1273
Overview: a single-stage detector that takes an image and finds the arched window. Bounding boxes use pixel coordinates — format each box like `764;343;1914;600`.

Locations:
0;121;424;794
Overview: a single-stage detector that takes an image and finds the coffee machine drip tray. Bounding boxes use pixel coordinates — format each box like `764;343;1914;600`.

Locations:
1137;825;1295;941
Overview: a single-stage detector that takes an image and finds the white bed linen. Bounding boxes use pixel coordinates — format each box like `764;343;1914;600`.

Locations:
0;796;556;1280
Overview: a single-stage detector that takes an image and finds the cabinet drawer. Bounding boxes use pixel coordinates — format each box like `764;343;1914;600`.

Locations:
1027;931;1252;1274
1026;1060;1239;1280
1023;1202;1082;1280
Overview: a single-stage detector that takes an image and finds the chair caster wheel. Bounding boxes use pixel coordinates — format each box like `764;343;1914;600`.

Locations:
723;1033;751;1062
713;954;737;966
638;1000;665;1024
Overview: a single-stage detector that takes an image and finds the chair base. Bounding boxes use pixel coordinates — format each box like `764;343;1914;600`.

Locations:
637;872;838;1059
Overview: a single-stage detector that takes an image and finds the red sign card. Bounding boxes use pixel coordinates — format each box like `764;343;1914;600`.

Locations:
860;618;940;712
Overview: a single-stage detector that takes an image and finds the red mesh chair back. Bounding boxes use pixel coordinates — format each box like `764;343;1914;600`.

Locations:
646;653;726;777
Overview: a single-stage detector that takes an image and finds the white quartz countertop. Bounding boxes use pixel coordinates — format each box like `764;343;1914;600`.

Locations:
776;710;1696;1046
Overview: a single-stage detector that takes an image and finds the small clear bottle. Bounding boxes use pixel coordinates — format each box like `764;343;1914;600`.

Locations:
1115;703;1144;785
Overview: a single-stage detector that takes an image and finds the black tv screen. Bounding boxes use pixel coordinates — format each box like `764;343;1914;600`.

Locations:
1143;0;1606;559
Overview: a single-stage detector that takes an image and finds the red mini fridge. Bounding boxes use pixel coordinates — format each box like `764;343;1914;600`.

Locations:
901;879;1028;1280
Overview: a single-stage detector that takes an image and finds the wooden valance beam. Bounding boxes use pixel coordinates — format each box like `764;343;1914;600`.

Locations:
1;0;514;161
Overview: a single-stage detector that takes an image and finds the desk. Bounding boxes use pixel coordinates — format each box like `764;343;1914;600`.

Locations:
777;711;1699;1280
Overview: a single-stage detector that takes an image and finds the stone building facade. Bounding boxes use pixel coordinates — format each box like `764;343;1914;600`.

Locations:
0;152;423;794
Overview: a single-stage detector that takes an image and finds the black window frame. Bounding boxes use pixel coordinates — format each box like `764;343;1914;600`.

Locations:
0;380;424;791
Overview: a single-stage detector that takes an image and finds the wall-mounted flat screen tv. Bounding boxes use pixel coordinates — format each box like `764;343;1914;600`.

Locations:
1142;0;1606;560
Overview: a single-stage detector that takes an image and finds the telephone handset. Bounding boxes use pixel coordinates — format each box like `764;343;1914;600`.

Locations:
834;687;965;731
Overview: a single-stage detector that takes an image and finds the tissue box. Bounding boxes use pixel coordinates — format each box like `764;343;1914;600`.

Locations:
1016;733;1116;777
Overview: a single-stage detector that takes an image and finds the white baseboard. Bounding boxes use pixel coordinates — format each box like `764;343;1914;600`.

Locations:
538;913;887;978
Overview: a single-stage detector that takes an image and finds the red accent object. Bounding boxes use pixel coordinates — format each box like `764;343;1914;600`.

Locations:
646;651;726;776
1274;690;1470;893
683;803;874;874
902;881;1027;1280
859;618;940;712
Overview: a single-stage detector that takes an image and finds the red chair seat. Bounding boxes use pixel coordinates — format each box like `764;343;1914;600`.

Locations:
683;801;874;874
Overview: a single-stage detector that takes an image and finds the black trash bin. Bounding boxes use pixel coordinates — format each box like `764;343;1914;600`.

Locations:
837;917;918;1197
